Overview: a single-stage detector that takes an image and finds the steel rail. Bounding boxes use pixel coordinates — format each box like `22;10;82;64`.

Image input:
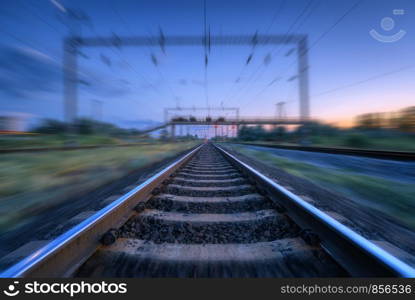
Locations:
0;144;203;278
230;142;415;161
215;144;415;277
3;142;414;277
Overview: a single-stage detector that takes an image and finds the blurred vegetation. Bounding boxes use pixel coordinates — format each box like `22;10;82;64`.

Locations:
356;106;415;132
33;118;143;136
0;117;200;232
0;134;121;149
231;106;415;152
0;118;198;150
0;141;198;232
225;144;415;230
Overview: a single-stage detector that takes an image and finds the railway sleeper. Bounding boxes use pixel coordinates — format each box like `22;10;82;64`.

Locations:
120;209;299;244
147;193;271;213
76;238;346;277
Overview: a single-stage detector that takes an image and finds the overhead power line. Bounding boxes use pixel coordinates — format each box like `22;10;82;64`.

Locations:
241;0;364;114
313;64;415;98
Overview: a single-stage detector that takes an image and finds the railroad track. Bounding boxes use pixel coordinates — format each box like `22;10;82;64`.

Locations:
1;143;415;277
0;142;155;154
231;142;415;161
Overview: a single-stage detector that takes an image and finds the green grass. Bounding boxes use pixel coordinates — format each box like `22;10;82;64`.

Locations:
310;134;415;152
0;142;198;231
0;134;124;149
236;134;415;152
225;144;415;229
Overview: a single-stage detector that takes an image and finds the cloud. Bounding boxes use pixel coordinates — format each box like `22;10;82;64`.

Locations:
0;46;61;98
0;45;135;102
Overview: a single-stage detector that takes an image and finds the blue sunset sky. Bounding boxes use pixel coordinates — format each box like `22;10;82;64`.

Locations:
0;0;414;128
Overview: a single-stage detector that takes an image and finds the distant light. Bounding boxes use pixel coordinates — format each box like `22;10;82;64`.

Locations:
50;0;67;13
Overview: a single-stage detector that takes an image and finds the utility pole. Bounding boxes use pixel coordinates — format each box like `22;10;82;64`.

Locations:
276;101;286;120
59;32;311;135
63;37;78;124
236;107;240;137
171;124;176;142
298;37;310;120
164;108;169;124
59;8;91;124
